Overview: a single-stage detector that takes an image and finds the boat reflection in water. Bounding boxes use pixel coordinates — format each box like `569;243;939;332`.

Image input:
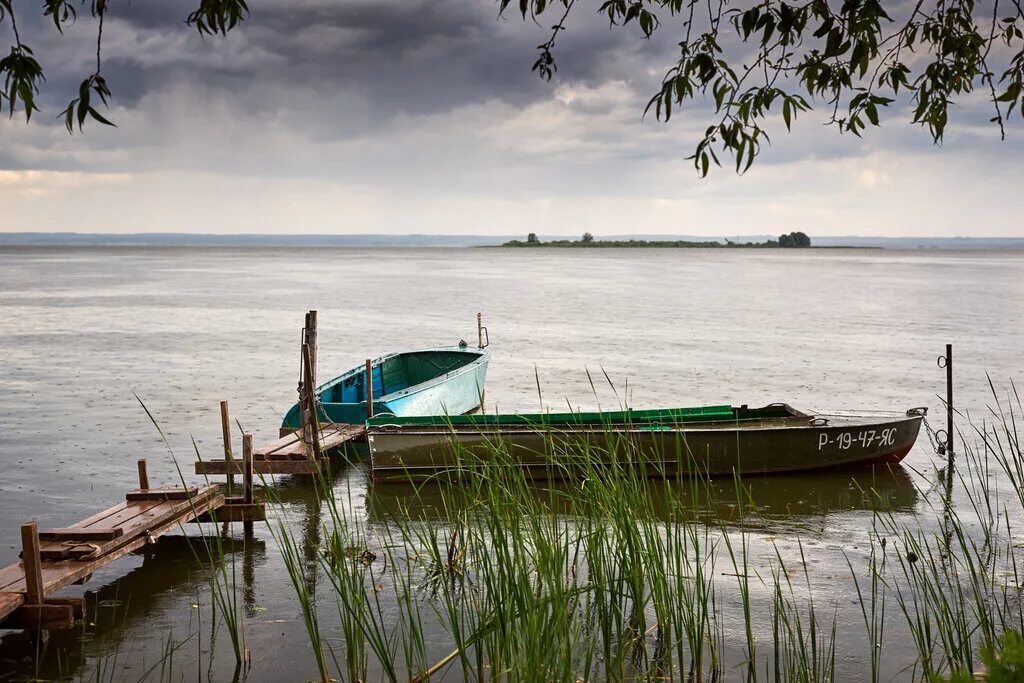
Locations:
366;464;919;532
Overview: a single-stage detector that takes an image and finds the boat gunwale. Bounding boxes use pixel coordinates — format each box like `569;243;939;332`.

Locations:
366;413;924;436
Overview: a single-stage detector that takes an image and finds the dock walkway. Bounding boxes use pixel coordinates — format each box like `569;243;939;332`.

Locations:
196;423;365;476
0;461;263;631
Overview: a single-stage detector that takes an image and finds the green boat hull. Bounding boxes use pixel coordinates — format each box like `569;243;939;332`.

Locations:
367;404;925;482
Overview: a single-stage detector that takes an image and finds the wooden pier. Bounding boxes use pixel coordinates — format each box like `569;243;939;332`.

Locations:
195;310;366;478
196;423;365;476
0;459;264;632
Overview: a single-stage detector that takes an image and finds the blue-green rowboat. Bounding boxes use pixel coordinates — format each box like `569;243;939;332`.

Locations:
281;344;489;431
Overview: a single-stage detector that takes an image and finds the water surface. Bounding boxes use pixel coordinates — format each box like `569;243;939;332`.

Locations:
1;246;1022;680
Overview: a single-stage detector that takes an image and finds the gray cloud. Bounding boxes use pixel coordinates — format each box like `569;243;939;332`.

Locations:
0;0;1022;236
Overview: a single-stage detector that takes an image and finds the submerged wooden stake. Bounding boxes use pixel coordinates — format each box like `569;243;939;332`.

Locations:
137;459;149;490
243;434;254;534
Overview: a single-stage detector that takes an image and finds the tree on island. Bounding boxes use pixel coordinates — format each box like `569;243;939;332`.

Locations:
527;233;539;244
2;0;1020;178
581;232;595;243
778;231;812;248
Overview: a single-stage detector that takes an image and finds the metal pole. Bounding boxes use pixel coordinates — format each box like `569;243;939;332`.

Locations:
945;343;954;457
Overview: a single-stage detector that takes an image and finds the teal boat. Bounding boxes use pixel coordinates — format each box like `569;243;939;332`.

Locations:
281;343;489;431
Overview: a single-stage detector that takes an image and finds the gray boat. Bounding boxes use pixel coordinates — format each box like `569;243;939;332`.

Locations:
366;403;926;483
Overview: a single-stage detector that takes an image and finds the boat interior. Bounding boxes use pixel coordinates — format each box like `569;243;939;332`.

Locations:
369;403;809;428
319;349;483;404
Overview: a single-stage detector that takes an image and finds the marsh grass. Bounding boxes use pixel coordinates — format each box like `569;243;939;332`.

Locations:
258;383;1024;682
116;385;1024;682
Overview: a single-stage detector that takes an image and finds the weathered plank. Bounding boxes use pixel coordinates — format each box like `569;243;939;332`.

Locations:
254;423;364;459
36;486;220;560
39;528;124;542
0;591;23;622
125;486;201;501
1;603;74;630
196;459;320;475
189;503;265;524
0;493;225;595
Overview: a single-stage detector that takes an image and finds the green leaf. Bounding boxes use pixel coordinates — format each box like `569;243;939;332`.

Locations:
87;107;115;127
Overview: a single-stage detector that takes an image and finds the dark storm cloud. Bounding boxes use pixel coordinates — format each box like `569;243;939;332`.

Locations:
17;0;664;119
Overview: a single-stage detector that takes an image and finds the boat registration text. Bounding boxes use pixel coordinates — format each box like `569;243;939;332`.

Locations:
818;428;898;451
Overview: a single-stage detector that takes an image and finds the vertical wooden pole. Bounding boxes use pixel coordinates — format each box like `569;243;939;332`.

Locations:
945;343;954;458
298;312;311;438
307;310;318;389
21;522;44;606
137;459;149;490
220;400;234;496
301;342;323;462
365;358;374;420
477;312;483;349
242;434;254;534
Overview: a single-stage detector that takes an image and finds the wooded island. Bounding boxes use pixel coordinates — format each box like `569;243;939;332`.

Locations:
502;232;812;248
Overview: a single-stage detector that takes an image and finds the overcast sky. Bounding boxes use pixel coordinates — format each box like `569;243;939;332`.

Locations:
1;0;1022;237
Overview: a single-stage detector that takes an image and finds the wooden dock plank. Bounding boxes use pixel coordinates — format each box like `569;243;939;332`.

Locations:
197;459;320;475
39;528;123;542
70;499;163;531
35;486;220;561
254;423;364;459
0;492;225;595
0;591;24;622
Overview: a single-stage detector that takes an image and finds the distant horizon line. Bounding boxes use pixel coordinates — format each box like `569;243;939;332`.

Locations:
2;231;1024;249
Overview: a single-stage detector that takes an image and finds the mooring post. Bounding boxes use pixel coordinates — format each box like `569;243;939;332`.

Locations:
945;343;954;462
243;434;254;534
307;310;318;389
20;522;44;606
301;342;322;461
477;312;483;348
365;358;374;419
219;400;234;496
137;459;149;490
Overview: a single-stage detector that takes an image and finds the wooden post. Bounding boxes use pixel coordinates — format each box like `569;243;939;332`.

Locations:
137;459;149;490
242;434;254;534
219;400;234;496
20;522;44;606
307;310;318;389
478;312;483;349
365;358;374;419
301;343;323;461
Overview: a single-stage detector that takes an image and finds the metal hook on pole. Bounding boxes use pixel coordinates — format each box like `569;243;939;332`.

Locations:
477;312;489;349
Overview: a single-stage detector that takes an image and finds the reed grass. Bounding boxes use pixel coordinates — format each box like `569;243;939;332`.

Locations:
256;382;1024;682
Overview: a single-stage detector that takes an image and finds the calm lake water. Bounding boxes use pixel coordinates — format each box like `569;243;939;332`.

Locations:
0;246;1022;681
